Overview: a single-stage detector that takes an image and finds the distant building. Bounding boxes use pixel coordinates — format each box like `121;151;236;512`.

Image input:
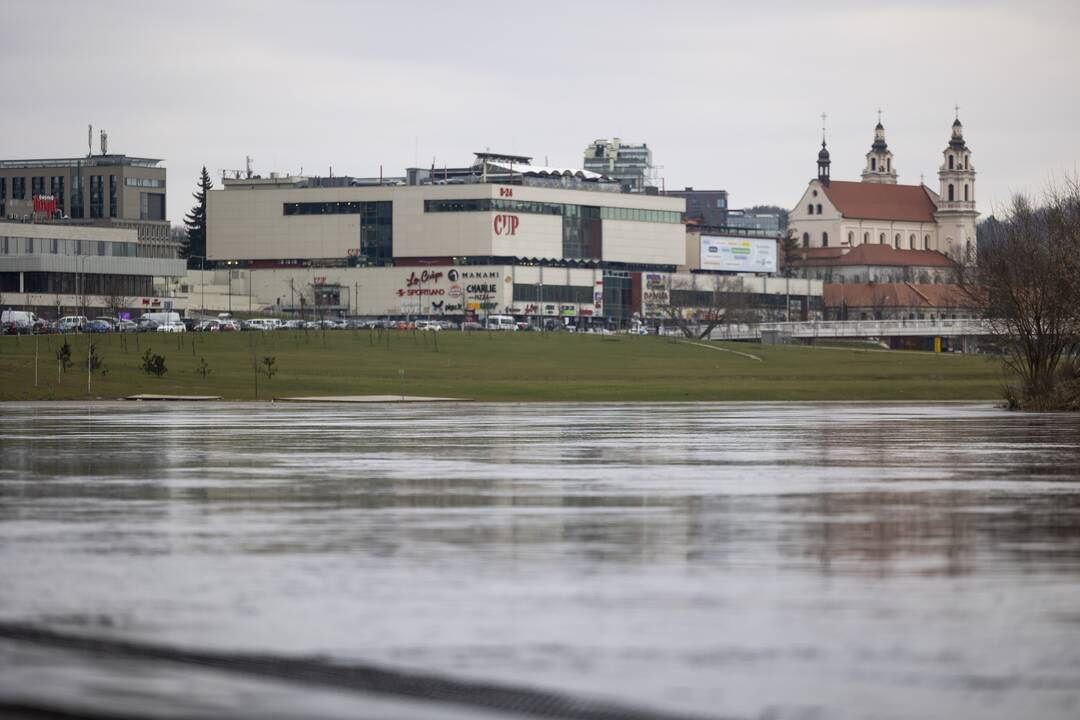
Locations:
665;187;728;226
725;209;781;234
0;153;174;258
583;139;653;192
0;220;186;317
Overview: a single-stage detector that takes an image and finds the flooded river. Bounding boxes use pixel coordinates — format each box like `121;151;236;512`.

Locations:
1;402;1079;719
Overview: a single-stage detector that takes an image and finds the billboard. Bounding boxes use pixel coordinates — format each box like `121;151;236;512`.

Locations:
700;235;777;273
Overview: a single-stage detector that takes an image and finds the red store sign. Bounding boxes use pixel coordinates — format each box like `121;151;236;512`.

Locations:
493;214;519;236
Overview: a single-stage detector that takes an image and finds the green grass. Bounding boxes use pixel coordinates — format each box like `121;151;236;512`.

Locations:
0;330;1005;402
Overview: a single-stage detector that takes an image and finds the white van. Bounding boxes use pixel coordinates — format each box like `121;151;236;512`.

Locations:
1;310;38;329
486;315;518;331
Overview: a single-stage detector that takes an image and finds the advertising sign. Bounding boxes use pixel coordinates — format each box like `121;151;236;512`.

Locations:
700;235;777;273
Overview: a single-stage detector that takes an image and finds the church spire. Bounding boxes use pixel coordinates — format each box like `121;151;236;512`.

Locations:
816;112;830;184
861;110;897;184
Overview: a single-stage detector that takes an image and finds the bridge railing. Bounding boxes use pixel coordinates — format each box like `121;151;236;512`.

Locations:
707;318;994;341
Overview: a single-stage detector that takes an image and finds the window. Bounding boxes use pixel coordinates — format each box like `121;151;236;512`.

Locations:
822;232;829;247
807;204;814;215
879;233;886;244
887;158;891;172
802;232;809;248
909;234;915;249
90;175;104;218
848;231;854;245
948;154;954;169
139;192;166;220
124;177;165;188
924;234;930;249
31;176;45;197
0;177;5;217
948;184;955;201
816;204;822;214
12;177;25;200
964;184;969;201
109;175;118;217
50;176;65;212
71;173;84;218
863;232;869;244
894;233;901;249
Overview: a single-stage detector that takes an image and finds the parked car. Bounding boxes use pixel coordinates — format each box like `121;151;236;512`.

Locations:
194;319;220;332
485;315;518;331
219;320;239;332
156;321;186;333
57;316;88;333
83;319;112;333
136;319;159;333
116;320;137;333
415;320;441;331
282;319;305;330
2;310;39;333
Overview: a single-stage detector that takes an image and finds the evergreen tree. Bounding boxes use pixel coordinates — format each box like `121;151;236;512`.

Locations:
182;166;213;263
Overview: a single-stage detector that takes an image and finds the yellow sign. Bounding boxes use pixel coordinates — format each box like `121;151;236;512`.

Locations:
466;302;480;310
934;336;941;353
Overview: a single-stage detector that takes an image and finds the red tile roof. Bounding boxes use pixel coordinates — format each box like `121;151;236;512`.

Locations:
823;282;965;308
821;181;938;223
794;244;956;268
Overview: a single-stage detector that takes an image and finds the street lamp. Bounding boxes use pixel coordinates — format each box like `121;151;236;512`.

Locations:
189;255;206;317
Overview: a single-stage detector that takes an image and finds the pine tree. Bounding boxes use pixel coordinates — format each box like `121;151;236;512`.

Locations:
182;166;213;262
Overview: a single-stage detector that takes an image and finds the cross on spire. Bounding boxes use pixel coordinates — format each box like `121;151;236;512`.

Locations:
877;107;882;124
821;112;827;142
954;103;960;120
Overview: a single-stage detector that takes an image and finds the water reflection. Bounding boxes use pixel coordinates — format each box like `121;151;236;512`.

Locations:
2;402;1080;719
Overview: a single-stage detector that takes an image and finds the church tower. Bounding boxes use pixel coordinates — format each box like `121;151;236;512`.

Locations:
817;139;831;185
861;114;897;184
935;112;979;258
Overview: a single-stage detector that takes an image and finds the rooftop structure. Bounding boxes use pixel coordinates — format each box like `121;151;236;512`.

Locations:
583;138;654;192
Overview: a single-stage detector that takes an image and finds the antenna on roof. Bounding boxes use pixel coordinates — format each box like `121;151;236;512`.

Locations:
100;129;108;156
87;124;93;156
245;155;253;179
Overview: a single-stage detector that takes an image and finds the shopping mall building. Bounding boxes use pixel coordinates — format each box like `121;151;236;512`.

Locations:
201;153;821;324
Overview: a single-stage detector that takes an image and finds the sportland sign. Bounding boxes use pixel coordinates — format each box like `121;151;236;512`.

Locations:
33;194;58;216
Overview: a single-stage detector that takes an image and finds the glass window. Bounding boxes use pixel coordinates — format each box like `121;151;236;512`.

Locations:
109;175;118;218
12;177;25;200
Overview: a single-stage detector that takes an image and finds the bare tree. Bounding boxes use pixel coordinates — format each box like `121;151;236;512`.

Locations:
103;290;134;320
661;275;755;339
955;182;1080;410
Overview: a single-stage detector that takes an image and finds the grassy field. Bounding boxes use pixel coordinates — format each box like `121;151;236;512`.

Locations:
0;329;1004;402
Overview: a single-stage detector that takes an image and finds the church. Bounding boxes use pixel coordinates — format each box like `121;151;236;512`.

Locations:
788;115;979;260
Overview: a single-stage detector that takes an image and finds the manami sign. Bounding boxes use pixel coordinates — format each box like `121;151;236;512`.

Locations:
700;235;777;273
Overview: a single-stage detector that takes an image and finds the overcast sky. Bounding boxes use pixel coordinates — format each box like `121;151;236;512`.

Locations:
2;0;1078;225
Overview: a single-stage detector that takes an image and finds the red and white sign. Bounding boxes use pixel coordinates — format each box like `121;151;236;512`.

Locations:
33;194;58;215
493;214;519;236
499;187;513;197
